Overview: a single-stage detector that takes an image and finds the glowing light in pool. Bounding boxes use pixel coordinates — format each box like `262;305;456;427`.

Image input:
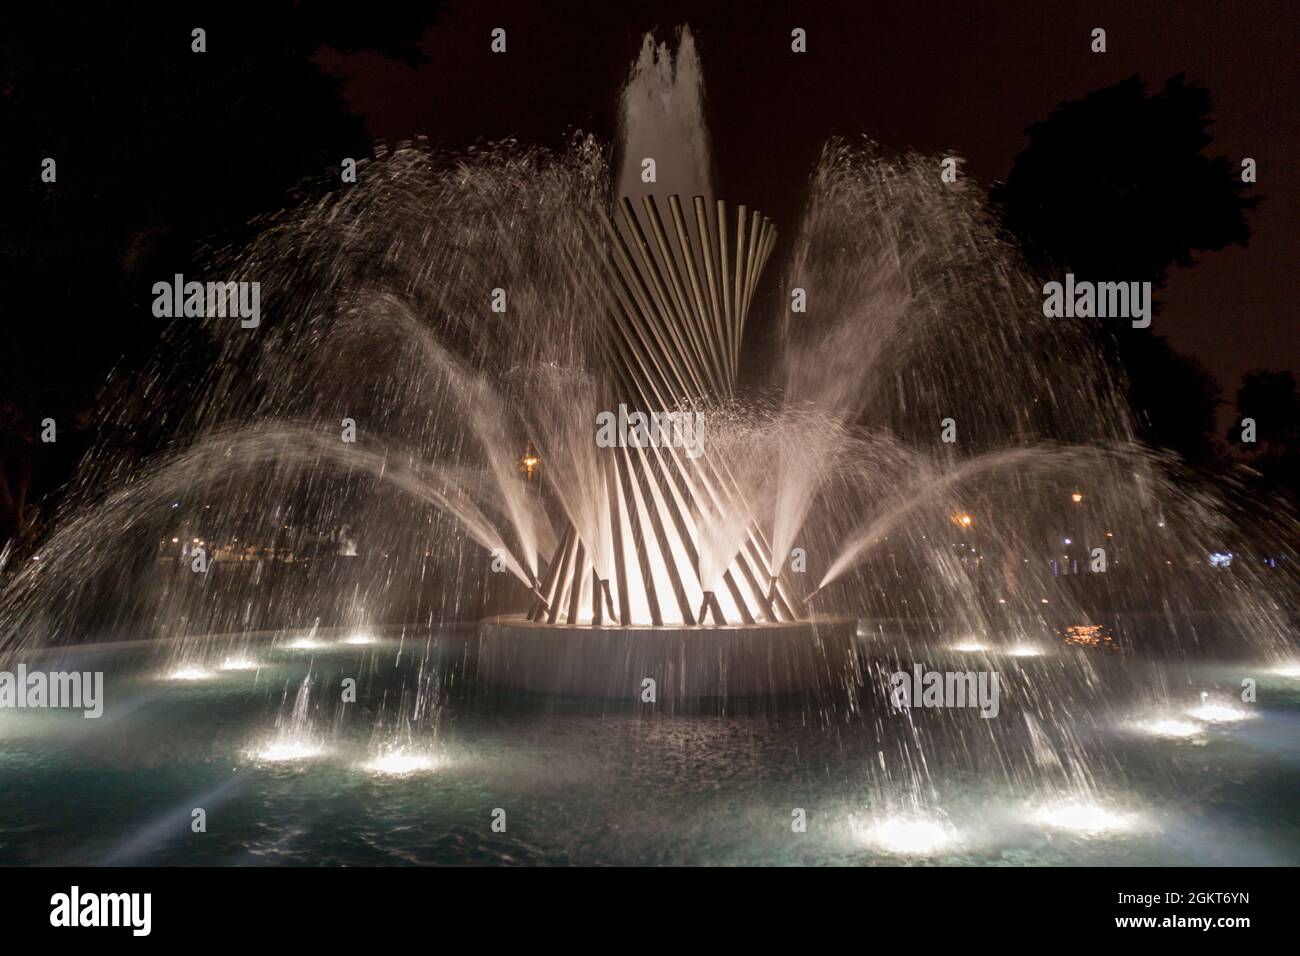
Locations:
219;656;259;671
1007;644;1045;658
165;666;214;681
1186;696;1254;724
951;640;987;653
1030;800;1138;836
251;738;327;763
1272;663;1300;679
342;632;375;645
360;749;443;776
856;814;959;856
1134;717;1202;739
286;637;324;650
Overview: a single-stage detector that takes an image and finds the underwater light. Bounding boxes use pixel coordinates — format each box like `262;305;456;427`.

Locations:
1134;717;1202;739
951;640;988;653
219;657;259;671
251;739;327;763
1186;696;1255;724
286;637;324;650
1271;663;1300;679
1031;800;1138;836
342;633;375;645
857;815;959;856
165;666;214;681
360;749;443;776
1007;644;1046;658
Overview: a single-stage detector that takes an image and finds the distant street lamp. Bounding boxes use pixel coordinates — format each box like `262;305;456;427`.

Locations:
520;443;540;482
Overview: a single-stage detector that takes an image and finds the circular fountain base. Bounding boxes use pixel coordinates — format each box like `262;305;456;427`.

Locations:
475;616;857;701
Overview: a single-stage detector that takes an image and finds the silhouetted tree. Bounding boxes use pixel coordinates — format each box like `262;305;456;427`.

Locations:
0;4;438;545
1229;370;1300;500
1125;335;1224;469
993;74;1257;466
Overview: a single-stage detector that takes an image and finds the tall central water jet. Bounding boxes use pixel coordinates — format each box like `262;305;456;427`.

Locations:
616;26;715;207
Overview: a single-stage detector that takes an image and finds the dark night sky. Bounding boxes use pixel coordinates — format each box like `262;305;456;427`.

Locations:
320;0;1298;420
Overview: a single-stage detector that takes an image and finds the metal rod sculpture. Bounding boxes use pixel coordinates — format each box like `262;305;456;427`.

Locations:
529;195;798;627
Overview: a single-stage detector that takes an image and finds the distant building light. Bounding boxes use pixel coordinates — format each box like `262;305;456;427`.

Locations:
1209;552;1234;568
1071;492;1083;503
520;443;541;482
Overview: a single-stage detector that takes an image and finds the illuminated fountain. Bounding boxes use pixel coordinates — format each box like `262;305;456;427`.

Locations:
0;26;1295;866
0;27;1288;706
0;24;1292;705
247;675;330;764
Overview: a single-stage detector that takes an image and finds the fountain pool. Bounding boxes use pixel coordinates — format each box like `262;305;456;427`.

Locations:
1;629;1297;865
